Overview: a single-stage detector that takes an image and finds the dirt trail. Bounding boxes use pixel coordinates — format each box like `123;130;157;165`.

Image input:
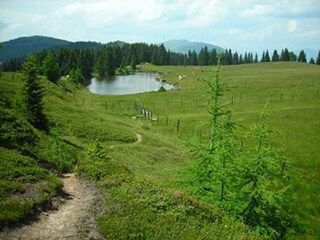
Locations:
110;132;142;149
135;133;142;144
0;173;103;240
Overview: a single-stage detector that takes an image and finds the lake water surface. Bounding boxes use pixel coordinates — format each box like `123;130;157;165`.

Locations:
87;72;173;95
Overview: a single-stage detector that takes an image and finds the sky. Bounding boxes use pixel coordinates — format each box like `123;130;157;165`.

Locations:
0;0;319;53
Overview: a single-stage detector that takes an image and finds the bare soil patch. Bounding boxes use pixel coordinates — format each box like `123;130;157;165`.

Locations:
0;173;103;240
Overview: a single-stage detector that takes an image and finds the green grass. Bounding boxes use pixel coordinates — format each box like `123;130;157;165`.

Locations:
0;62;319;238
92;62;319;238
98;176;257;239
0;147;63;226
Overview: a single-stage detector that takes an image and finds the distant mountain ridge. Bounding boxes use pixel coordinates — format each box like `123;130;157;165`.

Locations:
2;36;228;63
1;36;317;63
0;35;102;63
163;39;224;54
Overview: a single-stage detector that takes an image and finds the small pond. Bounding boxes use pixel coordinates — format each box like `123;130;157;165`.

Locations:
87;72;173;95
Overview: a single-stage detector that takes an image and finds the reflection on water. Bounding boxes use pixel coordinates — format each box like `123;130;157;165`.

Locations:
87;72;173;95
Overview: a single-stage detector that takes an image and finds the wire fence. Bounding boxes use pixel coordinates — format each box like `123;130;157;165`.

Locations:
68;85;320;139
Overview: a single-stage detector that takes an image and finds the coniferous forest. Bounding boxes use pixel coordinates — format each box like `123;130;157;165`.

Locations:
3;41;319;80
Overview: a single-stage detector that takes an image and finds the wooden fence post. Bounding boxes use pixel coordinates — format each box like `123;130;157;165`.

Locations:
176;119;180;133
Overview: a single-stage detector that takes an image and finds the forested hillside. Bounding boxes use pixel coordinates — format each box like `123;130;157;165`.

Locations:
3;36;319;81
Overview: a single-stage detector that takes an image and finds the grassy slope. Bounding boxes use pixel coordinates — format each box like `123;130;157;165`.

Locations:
0;62;319;238
90;62;319;238
0;72;256;238
135;62;320;239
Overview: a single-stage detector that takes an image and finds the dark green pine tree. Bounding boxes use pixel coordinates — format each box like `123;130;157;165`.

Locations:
35;50;48;75
239;54;243;64
16;55;47;130
249;52;254;63
130;55;137;70
297;50;307;62
43;51;60;83
113;46;123;68
232;52;239;65
317;50;320;65
151;48;158;65
271;50;279;62
57;48;69;76
105;47;116;75
94;56;106;78
227;49;233;65
157;44;168;65
280;48;290;61
94;47;116;77
265;50;271;62
244;52;249;63
289;51;297;61
209;49;217;65
223;49;232;65
309;58;315;64
78;49;94;80
69;67;85;85
199;46;210;65
189;50;198;65
254;53;258;63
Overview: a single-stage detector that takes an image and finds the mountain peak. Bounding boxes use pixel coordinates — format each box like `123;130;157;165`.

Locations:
163;39;224;54
0;36;101;62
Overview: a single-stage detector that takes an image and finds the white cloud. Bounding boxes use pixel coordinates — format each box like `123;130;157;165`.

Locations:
0;0;319;52
239;4;275;18
287;19;297;33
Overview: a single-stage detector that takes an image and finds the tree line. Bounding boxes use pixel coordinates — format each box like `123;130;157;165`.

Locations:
2;41;320;81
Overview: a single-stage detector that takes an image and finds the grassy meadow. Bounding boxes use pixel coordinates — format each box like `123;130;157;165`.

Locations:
0;61;319;239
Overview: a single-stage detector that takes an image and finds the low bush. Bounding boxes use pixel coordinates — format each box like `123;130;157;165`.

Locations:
0;148;62;227
98;177;258;239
